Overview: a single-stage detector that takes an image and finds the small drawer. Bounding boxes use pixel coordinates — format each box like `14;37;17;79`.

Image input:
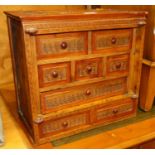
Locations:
75;58;103;81
92;29;132;53
106;54;129;76
38;112;90;138
36;32;88;59
95;98;135;123
38;62;71;88
40;77;127;114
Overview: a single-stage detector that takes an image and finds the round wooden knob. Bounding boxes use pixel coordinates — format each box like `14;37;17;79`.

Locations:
60;42;67;49
86;66;92;73
113;109;118;114
111;37;117;44
116;63;121;69
85;89;91;96
62;121;68;128
51;71;58;78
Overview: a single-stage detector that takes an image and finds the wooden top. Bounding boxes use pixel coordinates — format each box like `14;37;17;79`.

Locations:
4;9;148;21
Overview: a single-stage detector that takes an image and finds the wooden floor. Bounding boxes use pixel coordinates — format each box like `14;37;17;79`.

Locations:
1;83;155;149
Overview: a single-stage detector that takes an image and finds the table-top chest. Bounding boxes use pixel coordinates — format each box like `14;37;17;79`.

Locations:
5;10;147;145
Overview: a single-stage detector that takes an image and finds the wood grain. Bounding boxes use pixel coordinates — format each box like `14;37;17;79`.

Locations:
5;9;146;145
0;5;85;87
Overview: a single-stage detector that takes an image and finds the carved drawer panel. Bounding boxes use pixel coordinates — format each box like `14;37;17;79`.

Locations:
92;29;132;53
75;57;103;81
95;98;135;122
36;32;88;59
38;112;90;138
107;54;129;76
38;62;71;88
40;77;127;114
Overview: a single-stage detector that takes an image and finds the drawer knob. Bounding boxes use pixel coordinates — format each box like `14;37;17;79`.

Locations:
111;37;117;44
62;121;68;128
113;109;118;114
85;89;91;96
116;63;121;69
51;71;58;78
61;42;67;49
86;66;92;73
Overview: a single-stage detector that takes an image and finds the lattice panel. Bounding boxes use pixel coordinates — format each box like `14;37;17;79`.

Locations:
41;78;127;112
96;36;130;49
40;113;87;135
108;60;129;72
75;58;102;79
36;32;87;58
97;102;133;120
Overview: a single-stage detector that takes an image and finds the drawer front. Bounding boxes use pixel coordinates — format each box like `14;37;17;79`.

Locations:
107;54;129;76
75;58;103;81
96;98;135;122
38;62;71;88
92;29;132;53
36;32;88;59
38;112;90;138
40;77;127;114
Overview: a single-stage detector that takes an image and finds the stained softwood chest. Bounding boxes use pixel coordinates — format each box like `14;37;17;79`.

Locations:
5;10;147;145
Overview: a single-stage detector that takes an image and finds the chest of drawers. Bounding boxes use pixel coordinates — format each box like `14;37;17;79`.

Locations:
5;10;147;145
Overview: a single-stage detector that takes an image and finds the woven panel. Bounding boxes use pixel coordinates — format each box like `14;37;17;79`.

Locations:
97;102;133;120
41;78;127;112
40;113;87;136
36;32;87;58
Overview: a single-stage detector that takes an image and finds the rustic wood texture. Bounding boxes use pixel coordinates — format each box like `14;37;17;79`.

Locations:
1;86;155;149
103;6;155;112
4;10;146;145
0;5;85;87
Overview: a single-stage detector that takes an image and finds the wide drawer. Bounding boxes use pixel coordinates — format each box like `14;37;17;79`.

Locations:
38;62;71;88
106;54;129;77
95;98;136;123
36;32;88;59
38;111;90;138
92;29;132;53
40;77;127;114
75;57;103;81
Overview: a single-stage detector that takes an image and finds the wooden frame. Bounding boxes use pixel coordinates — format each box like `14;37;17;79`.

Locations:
4;10;147;145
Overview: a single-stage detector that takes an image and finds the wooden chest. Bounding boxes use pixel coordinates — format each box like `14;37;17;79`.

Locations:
5;10;147;145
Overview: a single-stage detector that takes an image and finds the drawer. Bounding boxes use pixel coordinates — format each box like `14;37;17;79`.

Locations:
36;32;88;59
75;57;103;81
38;111;90;138
40;77;127;114
92;29;132;53
38;62;71;88
95;98;135;123
106;54;129;77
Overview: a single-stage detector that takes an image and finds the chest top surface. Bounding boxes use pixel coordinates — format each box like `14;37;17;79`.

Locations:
4;9;147;21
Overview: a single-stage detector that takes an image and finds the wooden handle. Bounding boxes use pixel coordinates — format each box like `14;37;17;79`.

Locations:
25;27;38;35
62;121;68;128
85;89;91;96
113;109;118;114
61;42;67;49
111;37;117;44
116;63;121;69
51;71;58;78
86;66;92;73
